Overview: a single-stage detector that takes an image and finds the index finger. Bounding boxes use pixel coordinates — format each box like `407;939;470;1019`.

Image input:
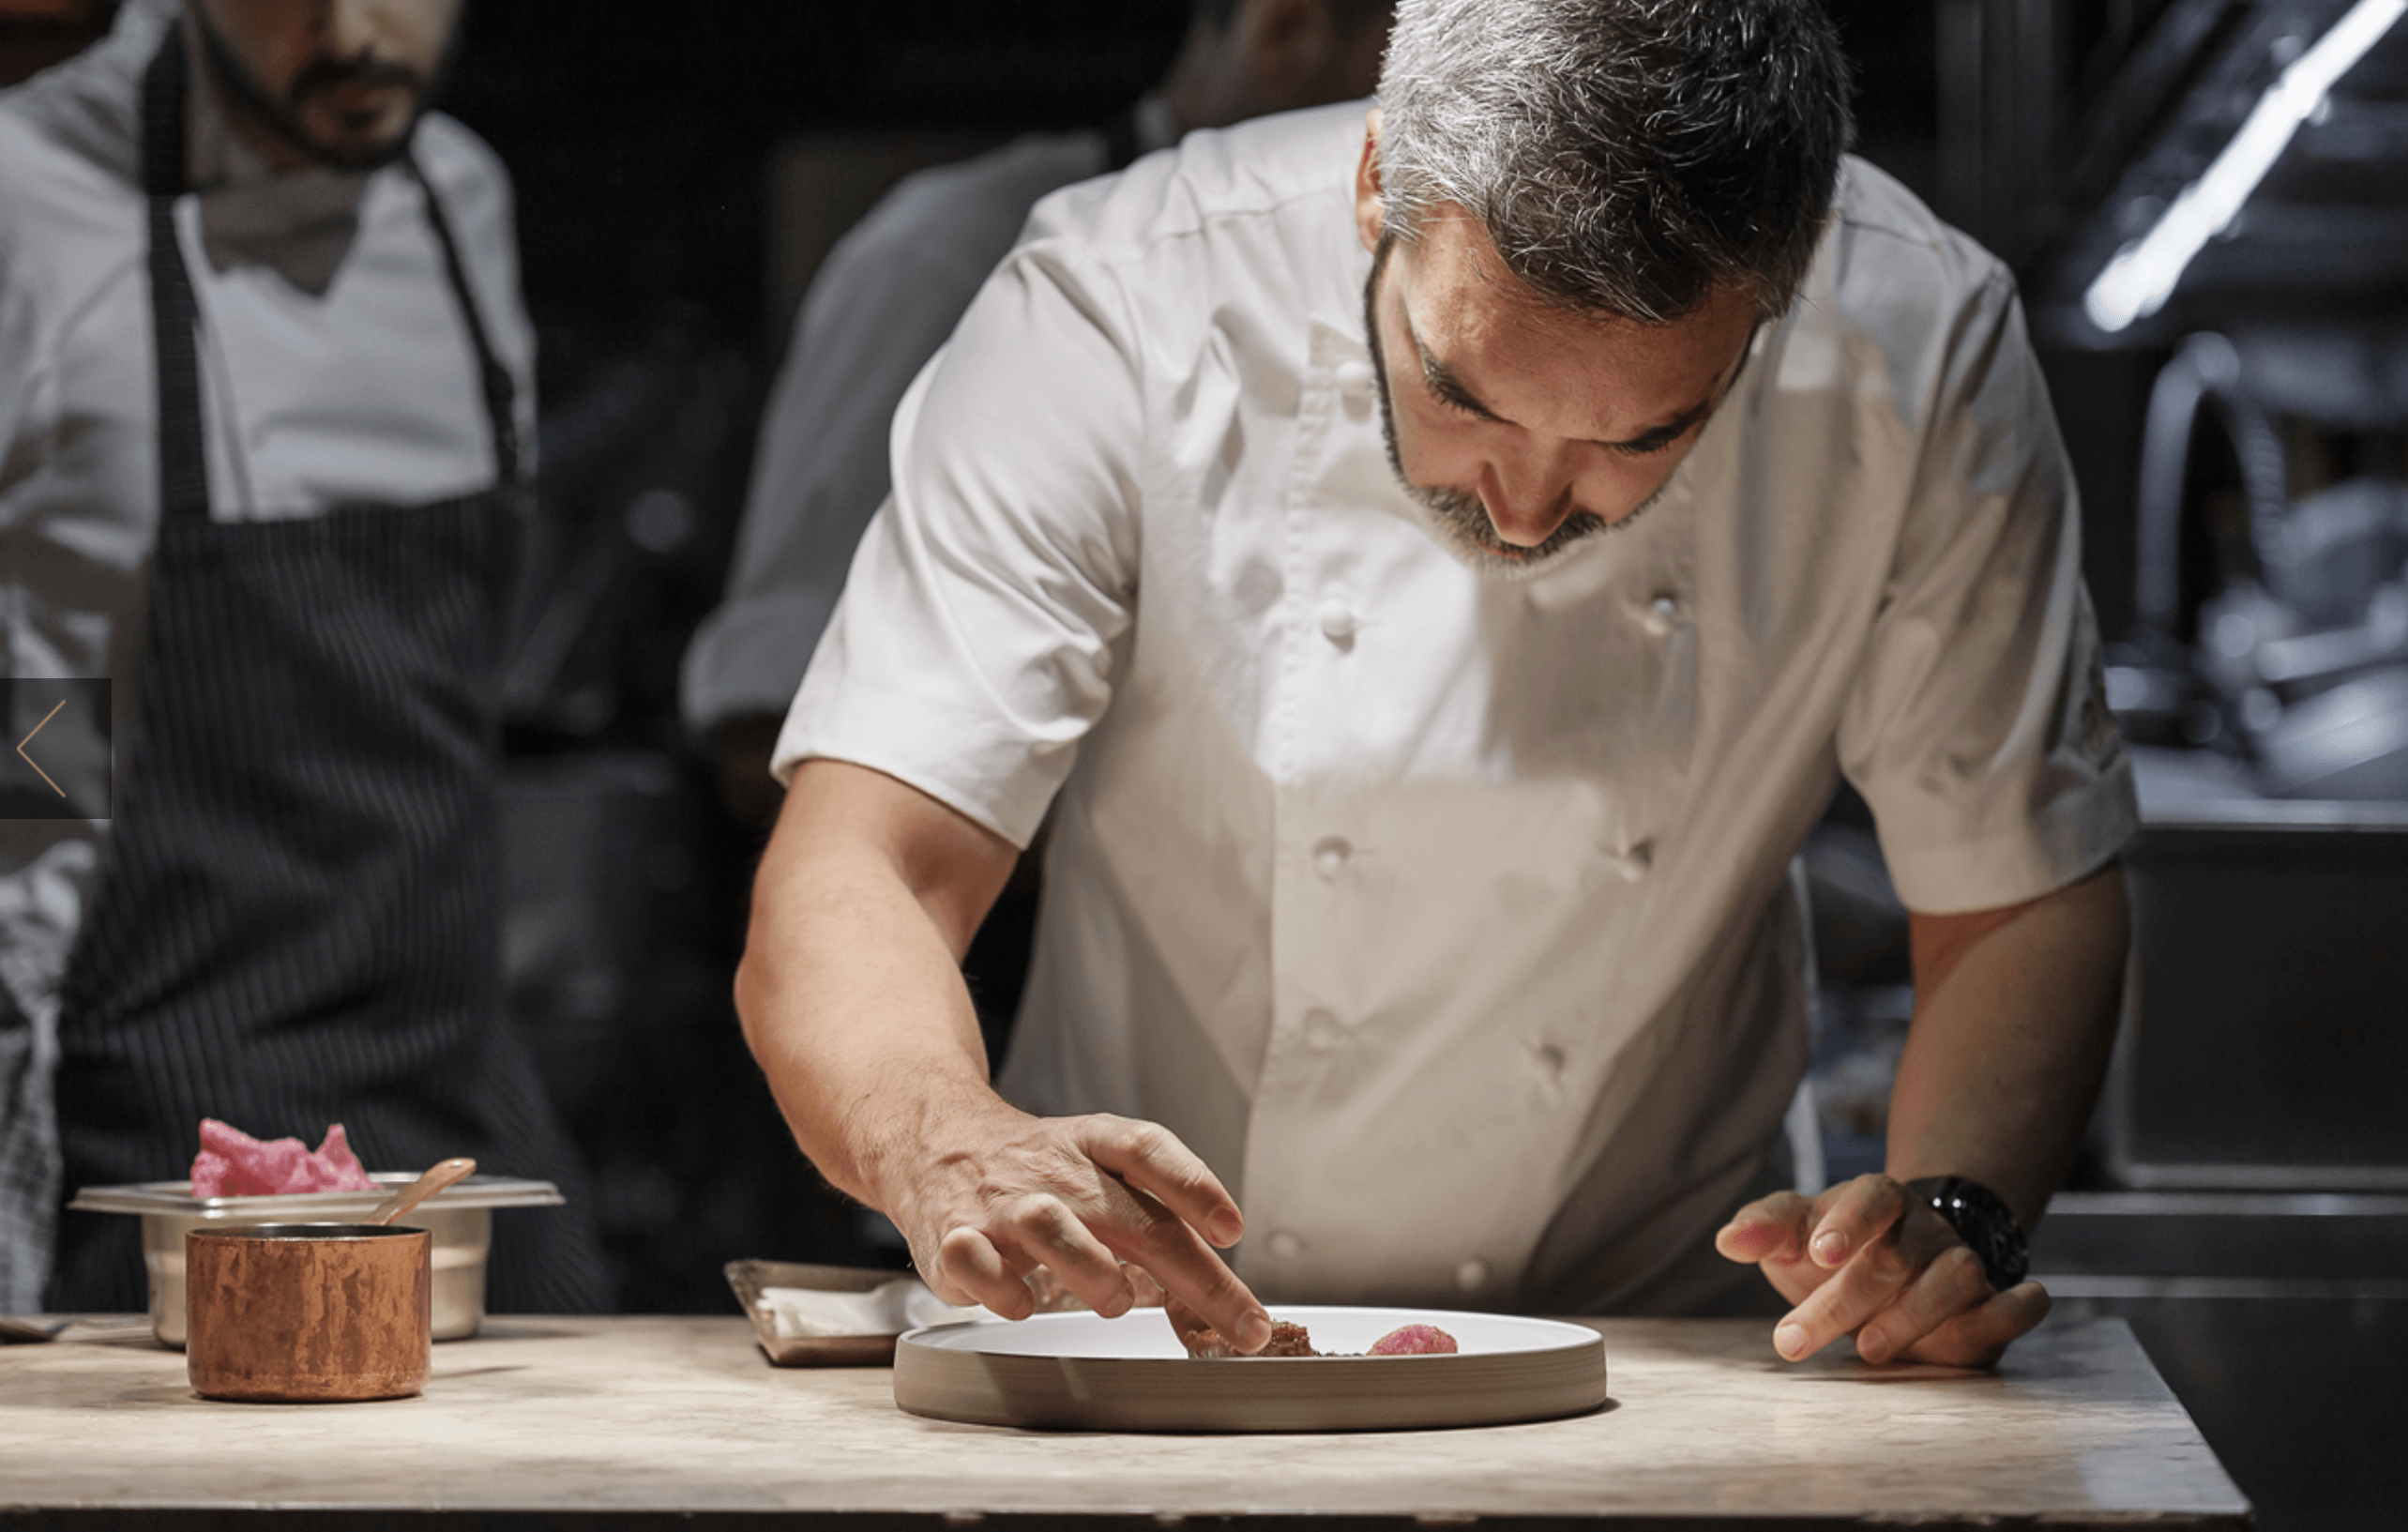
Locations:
1100;1179;1271;1352
1076;1115;1245;1246
1073;1118;1269;1352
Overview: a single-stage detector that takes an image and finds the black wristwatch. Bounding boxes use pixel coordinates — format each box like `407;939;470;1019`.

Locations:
1907;1176;2029;1291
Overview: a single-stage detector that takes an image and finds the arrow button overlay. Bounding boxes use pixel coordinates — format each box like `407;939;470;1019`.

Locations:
3;679;113;821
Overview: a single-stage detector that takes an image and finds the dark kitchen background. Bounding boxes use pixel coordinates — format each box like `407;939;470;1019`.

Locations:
6;3;2404;1527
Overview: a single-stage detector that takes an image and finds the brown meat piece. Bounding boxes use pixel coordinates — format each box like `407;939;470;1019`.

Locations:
1165;1293;1318;1358
1177;1319;1318;1358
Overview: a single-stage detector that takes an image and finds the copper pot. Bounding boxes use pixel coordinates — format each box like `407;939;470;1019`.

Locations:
185;1223;431;1403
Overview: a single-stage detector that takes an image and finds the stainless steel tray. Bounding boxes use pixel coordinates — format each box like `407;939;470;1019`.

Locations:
68;1173;565;1217
68;1174;564;1348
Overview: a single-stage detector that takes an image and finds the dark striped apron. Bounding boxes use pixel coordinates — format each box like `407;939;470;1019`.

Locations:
47;28;608;1315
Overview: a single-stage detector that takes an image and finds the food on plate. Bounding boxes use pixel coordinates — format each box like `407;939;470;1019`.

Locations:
1164;1293;1318;1358
188;1117;379;1197
1369;1323;1459;1355
1165;1298;1461;1358
1178;1319;1320;1358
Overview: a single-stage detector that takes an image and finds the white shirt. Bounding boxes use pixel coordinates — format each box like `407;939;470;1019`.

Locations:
780;101;2137;1314
679;97;1177;737
0;0;537;1033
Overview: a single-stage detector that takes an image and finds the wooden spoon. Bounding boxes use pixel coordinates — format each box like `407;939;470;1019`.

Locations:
365;1157;476;1226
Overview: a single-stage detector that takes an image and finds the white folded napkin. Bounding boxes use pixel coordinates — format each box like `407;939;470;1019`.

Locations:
754;1278;975;1338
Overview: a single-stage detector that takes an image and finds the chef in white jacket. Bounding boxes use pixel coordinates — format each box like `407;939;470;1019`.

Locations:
735;0;2135;1366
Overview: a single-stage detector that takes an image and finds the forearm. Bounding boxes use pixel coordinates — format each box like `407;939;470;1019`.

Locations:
734;761;1016;1212
1886;862;2130;1227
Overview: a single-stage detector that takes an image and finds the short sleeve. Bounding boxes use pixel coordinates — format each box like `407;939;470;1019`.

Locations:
1837;271;2137;914
771;224;1144;848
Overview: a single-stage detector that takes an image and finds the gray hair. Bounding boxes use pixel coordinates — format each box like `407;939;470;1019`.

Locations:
1376;0;1854;323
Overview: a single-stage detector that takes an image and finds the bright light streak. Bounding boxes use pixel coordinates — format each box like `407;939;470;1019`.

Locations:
2084;0;2406;333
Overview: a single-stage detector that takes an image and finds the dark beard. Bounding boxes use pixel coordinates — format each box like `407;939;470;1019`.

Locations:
189;7;449;172
1359;234;1656;580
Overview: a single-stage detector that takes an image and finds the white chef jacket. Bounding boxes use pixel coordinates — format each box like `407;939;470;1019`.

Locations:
679;97;1177;738
779;100;2137;1314
0;0;536;1311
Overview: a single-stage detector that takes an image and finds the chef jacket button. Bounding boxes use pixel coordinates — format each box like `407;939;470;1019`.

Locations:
1613;840;1655;882
1533;1042;1567;1079
1641;593;1683;636
1303;1008;1347;1051
1268;1230;1305;1261
1311;837;1352;878
1317;598;1359;646
1455;1259;1490;1292
1333;358;1376;397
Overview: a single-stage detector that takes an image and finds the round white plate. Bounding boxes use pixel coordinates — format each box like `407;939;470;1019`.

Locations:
892;1306;1609;1433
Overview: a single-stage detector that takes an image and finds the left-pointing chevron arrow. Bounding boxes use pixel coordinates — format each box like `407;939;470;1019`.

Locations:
16;698;68;797
5;680;111;820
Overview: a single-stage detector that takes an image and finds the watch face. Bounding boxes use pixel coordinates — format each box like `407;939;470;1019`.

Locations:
1942;1180;2028;1290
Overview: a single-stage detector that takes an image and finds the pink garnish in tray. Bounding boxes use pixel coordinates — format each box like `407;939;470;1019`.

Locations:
1369;1323;1460;1356
189;1118;379;1197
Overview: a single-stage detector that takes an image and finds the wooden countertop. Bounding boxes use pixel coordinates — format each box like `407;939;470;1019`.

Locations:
0;1314;2249;1529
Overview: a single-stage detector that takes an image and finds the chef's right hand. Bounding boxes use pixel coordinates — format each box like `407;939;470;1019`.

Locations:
885;1102;1273;1354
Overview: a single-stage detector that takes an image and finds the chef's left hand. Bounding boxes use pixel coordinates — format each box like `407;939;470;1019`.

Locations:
1714;1173;2049;1367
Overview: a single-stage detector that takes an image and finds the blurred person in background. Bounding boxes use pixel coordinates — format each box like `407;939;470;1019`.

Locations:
681;0;1396;826
0;0;605;1314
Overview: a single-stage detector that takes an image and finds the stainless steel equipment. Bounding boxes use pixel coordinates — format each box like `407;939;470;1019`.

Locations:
2113;748;2408;1191
2118;328;2408;799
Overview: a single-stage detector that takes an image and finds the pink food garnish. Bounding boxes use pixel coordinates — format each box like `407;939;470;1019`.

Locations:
189;1118;379;1197
1369;1323;1459;1356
